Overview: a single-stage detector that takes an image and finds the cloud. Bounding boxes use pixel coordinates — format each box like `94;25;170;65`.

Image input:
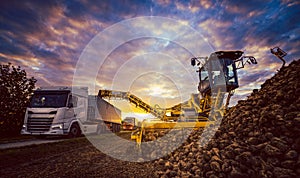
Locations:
155;0;171;6
0;0;299;113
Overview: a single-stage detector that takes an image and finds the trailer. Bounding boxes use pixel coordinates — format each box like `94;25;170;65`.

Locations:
21;86;121;137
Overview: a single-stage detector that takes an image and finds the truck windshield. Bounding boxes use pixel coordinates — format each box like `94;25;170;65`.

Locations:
124;118;134;124
30;91;69;108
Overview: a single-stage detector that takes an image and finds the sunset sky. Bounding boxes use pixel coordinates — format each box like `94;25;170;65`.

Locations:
1;0;299;118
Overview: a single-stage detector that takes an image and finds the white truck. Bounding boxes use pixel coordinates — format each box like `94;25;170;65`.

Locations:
122;117;139;130
21;86;122;137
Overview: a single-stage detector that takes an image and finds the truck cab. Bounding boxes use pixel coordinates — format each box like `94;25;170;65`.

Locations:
21;87;87;137
122;117;138;130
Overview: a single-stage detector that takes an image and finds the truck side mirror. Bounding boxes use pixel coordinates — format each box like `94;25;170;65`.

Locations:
191;58;196;66
68;103;74;108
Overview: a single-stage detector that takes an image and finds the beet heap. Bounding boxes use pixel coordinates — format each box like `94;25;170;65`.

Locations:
154;60;300;178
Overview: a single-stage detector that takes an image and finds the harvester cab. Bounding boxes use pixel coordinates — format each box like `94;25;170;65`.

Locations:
191;51;257;110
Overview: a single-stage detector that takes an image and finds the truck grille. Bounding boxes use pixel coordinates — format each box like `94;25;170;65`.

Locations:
27;116;55;132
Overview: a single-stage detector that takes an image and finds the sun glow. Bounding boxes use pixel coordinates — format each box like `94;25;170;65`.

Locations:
149;86;164;96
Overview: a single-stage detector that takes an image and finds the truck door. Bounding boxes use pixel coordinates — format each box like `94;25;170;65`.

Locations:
65;95;77;123
73;95;88;123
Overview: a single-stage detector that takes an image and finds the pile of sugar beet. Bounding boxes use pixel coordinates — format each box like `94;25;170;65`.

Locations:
152;60;300;178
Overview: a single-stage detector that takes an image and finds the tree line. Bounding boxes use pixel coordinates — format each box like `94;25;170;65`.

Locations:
0;63;36;137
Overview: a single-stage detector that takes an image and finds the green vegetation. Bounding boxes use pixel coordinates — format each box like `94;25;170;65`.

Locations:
0;63;36;137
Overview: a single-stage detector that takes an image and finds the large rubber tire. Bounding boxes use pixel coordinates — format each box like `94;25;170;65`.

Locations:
96;125;101;135
112;123;116;133
68;123;81;138
96;124;105;134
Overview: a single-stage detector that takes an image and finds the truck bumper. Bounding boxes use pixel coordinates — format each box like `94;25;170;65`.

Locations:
21;130;66;135
21;131;67;135
21;123;67;136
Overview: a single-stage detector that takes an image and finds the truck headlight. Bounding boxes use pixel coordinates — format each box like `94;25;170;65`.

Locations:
51;124;63;130
21;124;26;131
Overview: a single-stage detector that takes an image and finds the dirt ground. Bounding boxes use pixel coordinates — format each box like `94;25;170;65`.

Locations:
0;133;159;178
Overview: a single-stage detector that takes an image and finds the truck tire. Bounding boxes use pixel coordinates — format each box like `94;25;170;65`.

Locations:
112;124;119;133
69;123;81;138
112;123;119;133
97;124;105;134
112;123;116;133
96;125;102;134
113;123;119;133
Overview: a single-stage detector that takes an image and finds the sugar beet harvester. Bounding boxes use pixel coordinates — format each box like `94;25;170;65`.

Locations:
99;51;257;146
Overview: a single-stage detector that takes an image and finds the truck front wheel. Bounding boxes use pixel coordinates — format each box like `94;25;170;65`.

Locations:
69;123;81;138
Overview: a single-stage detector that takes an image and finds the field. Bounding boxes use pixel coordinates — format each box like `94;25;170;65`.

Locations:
0;133;158;177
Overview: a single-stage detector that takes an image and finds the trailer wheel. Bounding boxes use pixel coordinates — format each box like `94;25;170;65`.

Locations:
112;123;119;133
97;124;104;134
97;125;101;134
69;123;81;138
112;123;116;133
